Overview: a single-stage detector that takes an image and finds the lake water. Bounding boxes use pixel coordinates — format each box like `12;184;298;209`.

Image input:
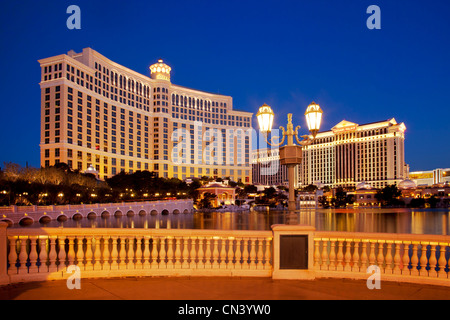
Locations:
14;208;450;235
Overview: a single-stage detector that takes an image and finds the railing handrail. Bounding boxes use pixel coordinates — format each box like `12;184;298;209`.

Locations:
6;227;272;238
315;231;450;243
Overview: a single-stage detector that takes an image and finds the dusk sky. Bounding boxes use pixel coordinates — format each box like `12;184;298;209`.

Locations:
0;0;449;171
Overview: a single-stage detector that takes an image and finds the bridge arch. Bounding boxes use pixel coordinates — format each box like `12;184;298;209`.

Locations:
57;214;68;222
72;213;83;221
39;215;52;225
161;209;169;215
173;209;180;214
150;209;158;215
138;210;147;216
114;210;123;217
183;209;190;214
126;210;135;217
101;211;110;218
19;217;34;226
87;212;97;220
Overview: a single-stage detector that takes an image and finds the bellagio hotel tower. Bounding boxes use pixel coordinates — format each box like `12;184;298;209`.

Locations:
39;48;253;182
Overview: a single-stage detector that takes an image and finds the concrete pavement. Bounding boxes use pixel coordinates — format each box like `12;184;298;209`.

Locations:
1;276;450;300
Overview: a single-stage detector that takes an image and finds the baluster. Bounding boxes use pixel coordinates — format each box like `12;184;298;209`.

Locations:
376;241;385;271
265;237;272;269
48;236;58;272
159;237;167;268
204;238;212;268
351;240;360;272
75;237;84;269
257;238;264;269
135;237;143;269
8;237;18;274
39;237;49;273
321;239;329;270
126;237;135;269
419;242;429;277
143;236;151;269
150;237;158;268
384;241;393;274
220;238;228;269
212;237;220;269
28;236;39;273
336;239;344;271
182;238;190;269
242;238;249;269
393;241;402;275
329;239;336;271
60;237;69;269
197;237;205;269
118;237;127;269
67;236;76;268
344;240;352;272
18;236;29;274
234;238;242;269
190;237;198;269
165;237;174;268
93;236;102;271
110;236;119;270
227;238;235;269
360;240;368;271
85;237;93;271
314;239;321;270
368;240;376;268
174;237;181;268
428;242;438;278
102;237;112;270
437;243;448;278
402;242;411;275
411;242;420;276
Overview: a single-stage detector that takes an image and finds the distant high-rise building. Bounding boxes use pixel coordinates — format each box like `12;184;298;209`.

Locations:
252;148;299;188
299;118;408;189
39;48;253;182
252;118;408;190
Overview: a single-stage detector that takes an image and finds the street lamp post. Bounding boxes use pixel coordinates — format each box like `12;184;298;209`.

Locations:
256;102;323;213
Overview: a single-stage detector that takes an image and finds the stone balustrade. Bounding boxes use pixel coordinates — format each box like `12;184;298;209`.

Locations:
313;231;450;286
3;226;273;284
1;223;449;287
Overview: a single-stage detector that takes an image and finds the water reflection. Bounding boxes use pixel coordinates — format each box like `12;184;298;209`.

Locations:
12;208;450;235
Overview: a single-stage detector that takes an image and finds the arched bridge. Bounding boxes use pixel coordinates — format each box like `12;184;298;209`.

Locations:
0;199;193;226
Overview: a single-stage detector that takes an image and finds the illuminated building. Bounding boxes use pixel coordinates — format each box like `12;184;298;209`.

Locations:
254;118;408;190
409;168;450;186
39;48;252;182
252;148;299;188
300;118;408;189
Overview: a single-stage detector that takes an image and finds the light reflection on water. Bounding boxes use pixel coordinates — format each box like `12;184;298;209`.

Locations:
14;208;450;235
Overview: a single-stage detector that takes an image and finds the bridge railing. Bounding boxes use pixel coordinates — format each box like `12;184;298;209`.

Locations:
0;200;192;213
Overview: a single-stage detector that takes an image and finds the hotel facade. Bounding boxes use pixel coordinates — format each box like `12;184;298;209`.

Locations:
300;118;408;189
39;48;252;182
251;148;299;188
252;118;408;190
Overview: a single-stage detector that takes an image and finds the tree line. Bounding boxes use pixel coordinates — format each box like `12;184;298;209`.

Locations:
0;162;197;206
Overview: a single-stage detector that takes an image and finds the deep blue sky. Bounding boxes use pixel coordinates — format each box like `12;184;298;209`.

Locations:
0;0;449;171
